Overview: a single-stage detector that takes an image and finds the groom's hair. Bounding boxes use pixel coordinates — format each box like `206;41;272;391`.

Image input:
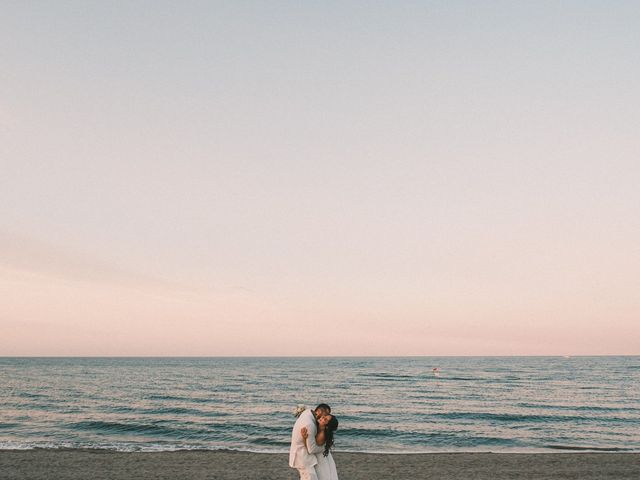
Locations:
315;403;331;413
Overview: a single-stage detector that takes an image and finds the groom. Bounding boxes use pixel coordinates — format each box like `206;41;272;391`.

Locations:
289;403;331;480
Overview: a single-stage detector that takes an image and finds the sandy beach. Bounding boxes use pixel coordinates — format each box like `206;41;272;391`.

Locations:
1;450;638;480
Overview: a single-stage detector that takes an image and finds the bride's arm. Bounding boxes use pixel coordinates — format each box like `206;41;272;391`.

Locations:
314;427;326;446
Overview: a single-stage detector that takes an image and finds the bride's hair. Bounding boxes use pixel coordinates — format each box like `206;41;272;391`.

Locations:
323;415;339;457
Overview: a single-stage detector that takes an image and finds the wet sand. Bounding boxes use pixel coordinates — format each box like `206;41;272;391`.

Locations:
1;449;638;480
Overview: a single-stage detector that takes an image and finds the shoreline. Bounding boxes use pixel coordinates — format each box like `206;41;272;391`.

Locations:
1;449;638;479
1;446;637;454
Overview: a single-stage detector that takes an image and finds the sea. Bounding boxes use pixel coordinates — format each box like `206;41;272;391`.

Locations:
1;356;639;453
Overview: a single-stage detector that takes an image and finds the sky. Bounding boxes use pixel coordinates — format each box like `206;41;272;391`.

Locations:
1;1;639;356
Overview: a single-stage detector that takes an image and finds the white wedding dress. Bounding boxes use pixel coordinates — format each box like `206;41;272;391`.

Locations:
315;450;339;480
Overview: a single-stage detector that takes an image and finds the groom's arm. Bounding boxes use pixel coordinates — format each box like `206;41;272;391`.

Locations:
302;423;324;455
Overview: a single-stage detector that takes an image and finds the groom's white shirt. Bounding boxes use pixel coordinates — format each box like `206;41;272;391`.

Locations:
289;409;324;468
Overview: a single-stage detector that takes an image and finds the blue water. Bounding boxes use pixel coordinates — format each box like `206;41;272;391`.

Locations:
1;357;639;453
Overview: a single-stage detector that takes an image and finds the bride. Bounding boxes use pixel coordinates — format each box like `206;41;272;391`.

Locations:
302;413;339;480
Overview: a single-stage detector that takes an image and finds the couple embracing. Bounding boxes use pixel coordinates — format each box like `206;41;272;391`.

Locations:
289;403;339;480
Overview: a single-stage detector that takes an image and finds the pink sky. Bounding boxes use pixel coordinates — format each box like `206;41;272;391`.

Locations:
1;2;639;355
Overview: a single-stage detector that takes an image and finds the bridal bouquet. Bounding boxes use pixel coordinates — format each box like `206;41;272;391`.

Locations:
293;405;306;417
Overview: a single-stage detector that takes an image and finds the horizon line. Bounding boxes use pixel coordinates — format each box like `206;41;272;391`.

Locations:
1;354;638;358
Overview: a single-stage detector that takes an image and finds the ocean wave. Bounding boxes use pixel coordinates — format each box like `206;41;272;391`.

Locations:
149;406;215;416
359;373;417;381
544;445;636;452
516;403;640;414
339;427;401;438
0;423;20;430
67;420;181;437
248;436;290;447
337;427;521;447
0;441;290;453
145;394;223;404
1;440;638;455
431;412;635;424
441;376;478;381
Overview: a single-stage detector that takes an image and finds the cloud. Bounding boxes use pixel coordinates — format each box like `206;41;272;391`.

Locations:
0;229;193;294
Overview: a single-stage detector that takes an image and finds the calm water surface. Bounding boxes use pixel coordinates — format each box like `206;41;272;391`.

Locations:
1;357;639;453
